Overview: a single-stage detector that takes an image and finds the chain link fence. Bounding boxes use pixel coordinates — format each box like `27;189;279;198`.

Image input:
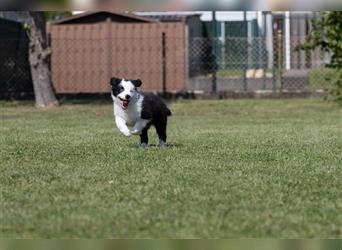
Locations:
188;36;331;92
0;35;333;98
51;36;187;94
0;38;33;99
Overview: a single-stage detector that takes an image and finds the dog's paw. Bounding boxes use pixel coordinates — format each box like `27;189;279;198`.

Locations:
158;140;167;148
139;143;147;149
122;130;132;137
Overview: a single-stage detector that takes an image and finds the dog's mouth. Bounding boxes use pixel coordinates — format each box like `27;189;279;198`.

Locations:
118;97;130;109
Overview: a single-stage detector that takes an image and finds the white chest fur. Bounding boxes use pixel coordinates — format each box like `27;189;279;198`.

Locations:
113;95;144;127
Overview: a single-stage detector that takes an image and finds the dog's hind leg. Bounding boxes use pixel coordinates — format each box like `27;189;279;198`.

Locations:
139;127;149;148
155;118;167;147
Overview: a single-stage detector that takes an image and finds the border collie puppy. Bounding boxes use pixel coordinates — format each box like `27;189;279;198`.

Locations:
110;77;171;148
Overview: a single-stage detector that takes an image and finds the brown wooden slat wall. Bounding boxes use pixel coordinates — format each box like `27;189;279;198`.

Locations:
50;21;186;93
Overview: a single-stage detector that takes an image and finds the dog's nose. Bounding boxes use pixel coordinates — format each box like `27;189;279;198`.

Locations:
125;95;131;100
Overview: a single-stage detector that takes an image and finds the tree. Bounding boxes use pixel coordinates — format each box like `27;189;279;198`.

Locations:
296;11;342;104
26;11;59;108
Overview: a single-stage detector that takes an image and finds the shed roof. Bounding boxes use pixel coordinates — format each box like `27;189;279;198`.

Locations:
50;11;157;25
135;12;201;22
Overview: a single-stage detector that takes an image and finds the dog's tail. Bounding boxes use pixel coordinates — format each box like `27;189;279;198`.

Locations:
167;108;172;116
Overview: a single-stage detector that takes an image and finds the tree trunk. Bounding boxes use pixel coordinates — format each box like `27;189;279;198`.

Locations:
27;11;59;108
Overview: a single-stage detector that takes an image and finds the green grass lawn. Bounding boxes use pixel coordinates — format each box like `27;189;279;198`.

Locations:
1;99;342;238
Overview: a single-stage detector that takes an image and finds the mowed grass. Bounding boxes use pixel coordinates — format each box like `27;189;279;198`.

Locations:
0;99;342;238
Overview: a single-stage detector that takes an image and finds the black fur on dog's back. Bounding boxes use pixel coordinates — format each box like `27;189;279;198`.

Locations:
139;93;171;144
140;93;171;120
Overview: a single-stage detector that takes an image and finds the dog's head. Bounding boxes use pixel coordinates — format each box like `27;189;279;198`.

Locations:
110;77;142;110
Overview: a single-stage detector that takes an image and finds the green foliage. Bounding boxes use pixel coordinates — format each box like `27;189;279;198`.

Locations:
297;12;342;104
44;11;72;21
1;100;342;237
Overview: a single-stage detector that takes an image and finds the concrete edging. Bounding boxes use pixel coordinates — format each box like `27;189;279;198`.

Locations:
165;90;328;100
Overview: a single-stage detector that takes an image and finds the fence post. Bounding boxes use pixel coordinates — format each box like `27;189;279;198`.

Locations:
277;29;283;91
107;18;112;84
260;11;267;90
212;11;217;93
272;35;276;91
162;32;167;97
243;11;248;91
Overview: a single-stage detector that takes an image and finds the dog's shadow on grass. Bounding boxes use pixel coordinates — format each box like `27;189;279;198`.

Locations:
129;143;183;149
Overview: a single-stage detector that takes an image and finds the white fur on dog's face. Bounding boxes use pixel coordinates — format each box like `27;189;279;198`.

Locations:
118;79;137;99
114;79;139;110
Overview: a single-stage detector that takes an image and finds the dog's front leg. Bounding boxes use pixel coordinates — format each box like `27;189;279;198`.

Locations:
130;119;149;135
115;116;131;137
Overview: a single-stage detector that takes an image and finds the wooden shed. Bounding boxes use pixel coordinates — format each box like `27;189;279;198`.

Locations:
48;11;187;94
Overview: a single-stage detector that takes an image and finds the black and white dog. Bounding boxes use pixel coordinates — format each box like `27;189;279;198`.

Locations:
110;77;171;148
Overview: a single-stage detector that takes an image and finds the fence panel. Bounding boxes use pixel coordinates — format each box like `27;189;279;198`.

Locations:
50;22;186;93
0;34;332;98
187;36;330;92
50;23;108;93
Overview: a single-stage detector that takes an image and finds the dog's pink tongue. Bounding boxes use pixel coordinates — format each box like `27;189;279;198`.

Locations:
122;100;129;108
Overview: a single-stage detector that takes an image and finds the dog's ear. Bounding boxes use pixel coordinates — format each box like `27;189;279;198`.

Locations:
110;77;122;86
132;79;142;88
